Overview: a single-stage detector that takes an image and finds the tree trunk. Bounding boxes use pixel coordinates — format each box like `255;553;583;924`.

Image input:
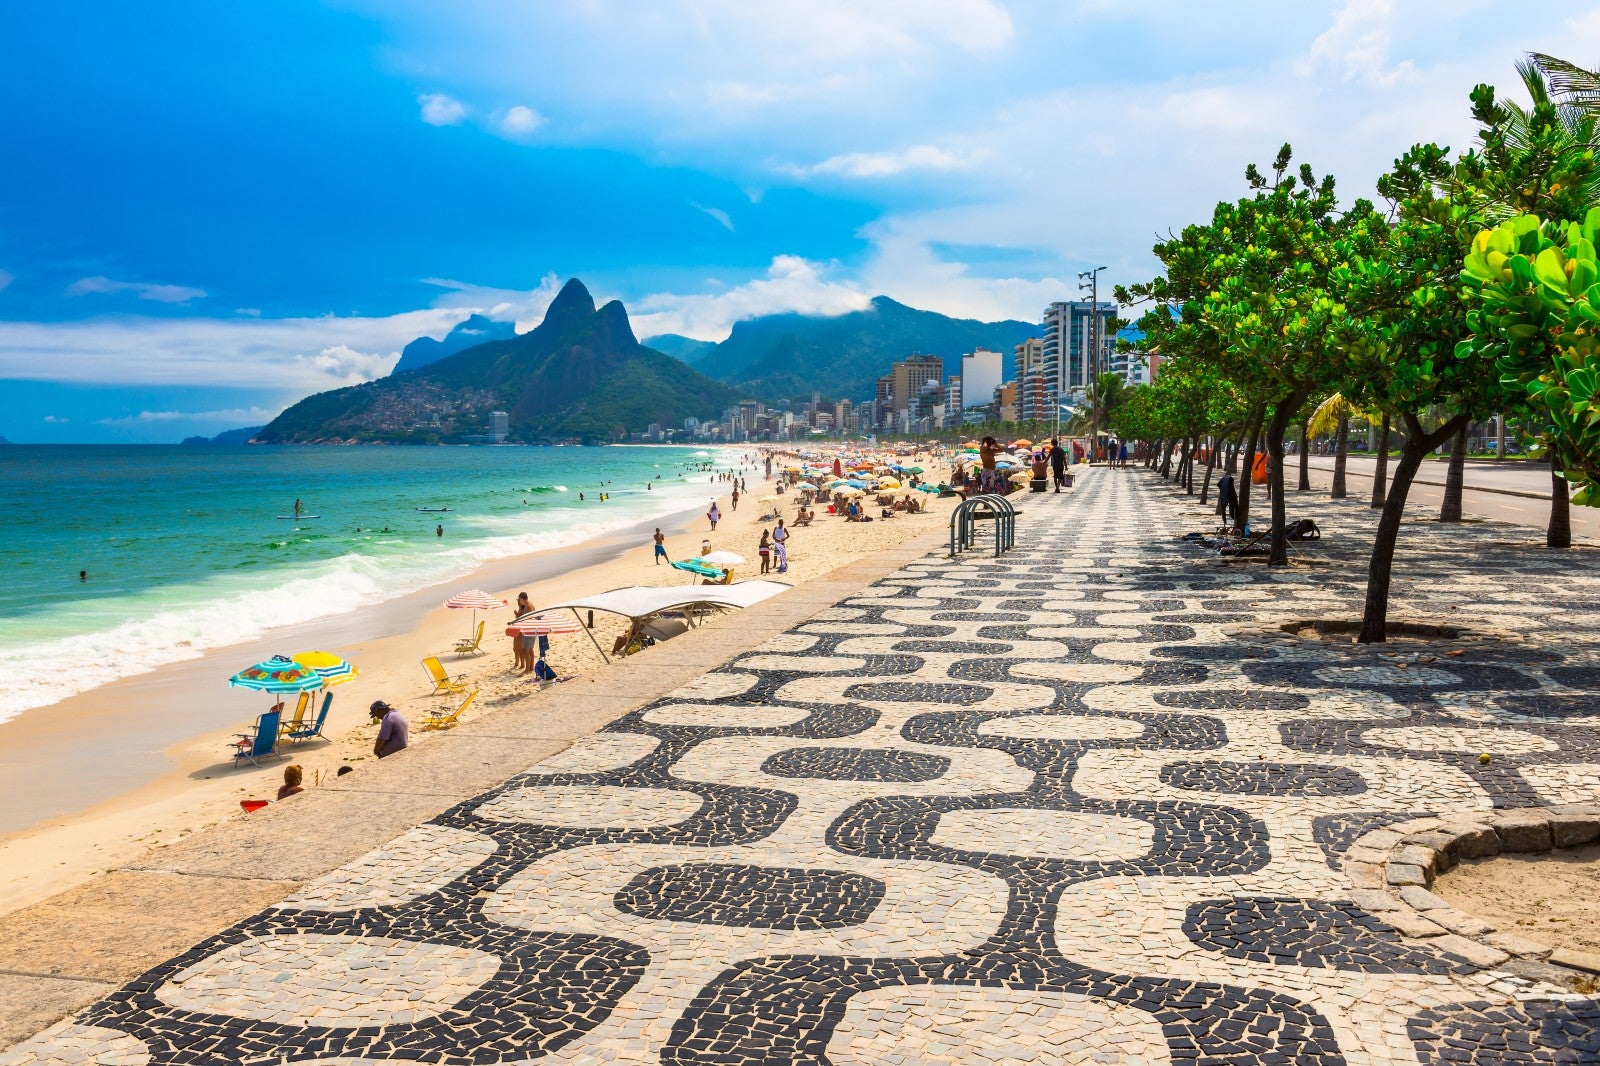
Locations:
1438;422;1467;522
1160;440;1174;479
1360;414;1468;643
1235;406;1263;535
1184;436;1197;493
1548;466;1572;548
1200;435;1218;505
1331;415;1350;499
1370;414;1390;509
1266;400;1298;566
1297;424;1311;491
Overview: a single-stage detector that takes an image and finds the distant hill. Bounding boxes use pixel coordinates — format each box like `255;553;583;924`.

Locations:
180;426;264;445
0;436;10;445
259;279;744;444
641;333;717;365
695;296;1036;401
390;313;516;375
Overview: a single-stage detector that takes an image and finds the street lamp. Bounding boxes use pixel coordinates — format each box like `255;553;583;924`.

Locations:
1077;267;1107;461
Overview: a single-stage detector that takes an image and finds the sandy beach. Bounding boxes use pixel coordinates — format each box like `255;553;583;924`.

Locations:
0;447;957;917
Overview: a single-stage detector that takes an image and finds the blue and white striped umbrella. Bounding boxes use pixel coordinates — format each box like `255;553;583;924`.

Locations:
291;651;360;688
228;655;325;694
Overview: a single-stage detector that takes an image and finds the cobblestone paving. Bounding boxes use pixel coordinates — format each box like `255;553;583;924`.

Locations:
6;471;1600;1064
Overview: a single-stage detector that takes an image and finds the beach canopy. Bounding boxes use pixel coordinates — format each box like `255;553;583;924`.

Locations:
444;589;506;610
506;614;582;636
543;580;792;621
229;655;324;693
290;650;359;687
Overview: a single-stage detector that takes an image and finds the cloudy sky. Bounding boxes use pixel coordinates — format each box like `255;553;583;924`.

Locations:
3;1;1598;441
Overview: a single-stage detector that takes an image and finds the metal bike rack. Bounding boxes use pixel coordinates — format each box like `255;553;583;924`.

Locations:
949;494;1016;558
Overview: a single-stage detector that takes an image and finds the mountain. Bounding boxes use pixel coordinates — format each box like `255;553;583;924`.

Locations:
258;279;744;444
694;296;1036;401
180;426;264;446
390;313;517;375
641;333;717;365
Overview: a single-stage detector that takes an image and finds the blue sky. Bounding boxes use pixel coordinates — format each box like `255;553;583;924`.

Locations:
3;1;1599;441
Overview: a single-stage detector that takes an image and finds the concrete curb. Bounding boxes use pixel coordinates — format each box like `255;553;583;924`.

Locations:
0;524;954;1050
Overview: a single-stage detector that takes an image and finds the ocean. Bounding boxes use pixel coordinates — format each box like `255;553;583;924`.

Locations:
0;444;732;722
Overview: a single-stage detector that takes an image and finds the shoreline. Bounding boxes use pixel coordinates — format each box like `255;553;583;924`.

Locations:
0;449;957;916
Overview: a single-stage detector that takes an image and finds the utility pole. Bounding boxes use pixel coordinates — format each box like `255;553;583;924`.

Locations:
1077;266;1107;462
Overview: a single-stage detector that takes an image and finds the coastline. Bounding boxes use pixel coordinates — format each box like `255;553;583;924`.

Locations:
0;453;957;916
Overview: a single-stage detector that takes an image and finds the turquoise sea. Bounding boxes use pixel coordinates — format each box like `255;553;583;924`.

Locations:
0;444;729;722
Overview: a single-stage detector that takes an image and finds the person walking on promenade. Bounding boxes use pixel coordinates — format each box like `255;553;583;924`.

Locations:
653;528;668;565
1049;438;1067;492
1216;472;1239;528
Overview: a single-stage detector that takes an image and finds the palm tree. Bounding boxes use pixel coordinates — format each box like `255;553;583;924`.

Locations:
1065;372;1130;459
1306;393;1364;500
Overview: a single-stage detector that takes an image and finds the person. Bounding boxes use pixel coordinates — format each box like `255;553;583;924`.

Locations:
772;517;788;555
1030;451;1048;489
707;501;720;531
731;487;740;511
370;700;409;759
1119;440;1129;467
979;436;1001;494
436;524;444;538
1049;437;1068;492
758;529;772;573
293;498;302;519
653;528;668;565
700;537;712;555
79;570;87;582
580;492;584;501
277;764;304;800
1216;471;1240;527
511;592;535;672
612;619;647;657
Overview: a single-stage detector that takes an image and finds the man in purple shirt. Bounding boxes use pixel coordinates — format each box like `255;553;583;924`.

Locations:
370;700;409;759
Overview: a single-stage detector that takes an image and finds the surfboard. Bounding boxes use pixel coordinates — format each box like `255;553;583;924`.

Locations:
275;515;321;520
415;507;451;512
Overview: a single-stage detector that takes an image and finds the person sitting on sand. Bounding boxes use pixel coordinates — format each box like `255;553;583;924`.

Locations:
612;619;647;657
370;701;409;759
278;764;304;800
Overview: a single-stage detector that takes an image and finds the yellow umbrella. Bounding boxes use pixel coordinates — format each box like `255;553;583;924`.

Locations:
291;650;360;687
878;478;901;488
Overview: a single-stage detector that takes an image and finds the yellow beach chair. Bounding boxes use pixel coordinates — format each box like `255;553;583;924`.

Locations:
277;691;312;735
453;620;486;657
422;689;477;731
422;655;466;695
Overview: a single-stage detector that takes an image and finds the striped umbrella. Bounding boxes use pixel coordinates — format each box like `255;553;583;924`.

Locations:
445;588;507;640
229;655;325;694
291;650;360;687
505;614;582;636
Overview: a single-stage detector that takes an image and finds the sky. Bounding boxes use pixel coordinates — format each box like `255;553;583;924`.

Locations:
2;1;1599;442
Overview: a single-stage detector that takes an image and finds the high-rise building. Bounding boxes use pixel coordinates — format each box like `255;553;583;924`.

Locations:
890;355;943;414
1041;301;1117;401
488;410;509;442
834;399;852;434
959;349;1002;419
1013;338;1044;422
994;381;1019;423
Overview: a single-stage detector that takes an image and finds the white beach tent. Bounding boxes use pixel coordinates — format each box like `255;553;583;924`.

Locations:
542;580;793;661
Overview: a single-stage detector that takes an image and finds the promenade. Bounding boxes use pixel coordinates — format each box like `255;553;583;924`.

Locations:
4;469;1600;1064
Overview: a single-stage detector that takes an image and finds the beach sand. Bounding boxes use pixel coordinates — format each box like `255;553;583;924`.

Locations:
0;450;957;916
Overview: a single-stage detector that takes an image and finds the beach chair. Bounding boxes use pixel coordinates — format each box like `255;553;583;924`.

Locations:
422;689;477;731
422;655;466;695
453;620;486;657
231;710;284;768
286;691;333;742
277;691;312;735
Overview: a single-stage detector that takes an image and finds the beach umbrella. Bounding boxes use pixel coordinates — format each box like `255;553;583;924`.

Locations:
1010;471;1030;483
879;478;901;489
906;465;924;473
1012;439;1033;449
291;651;360;687
229;655;324;696
505;613;582;636
445;588;507;640
672;558;727;580
701;550;746;566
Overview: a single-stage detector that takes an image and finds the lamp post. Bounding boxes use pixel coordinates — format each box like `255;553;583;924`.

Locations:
1077;267;1107;461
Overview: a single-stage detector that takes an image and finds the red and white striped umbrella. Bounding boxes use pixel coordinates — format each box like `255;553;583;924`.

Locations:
505;614;582;636
444;589;506;611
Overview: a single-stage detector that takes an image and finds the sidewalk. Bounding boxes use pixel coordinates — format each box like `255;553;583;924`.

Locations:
4;470;1599;1064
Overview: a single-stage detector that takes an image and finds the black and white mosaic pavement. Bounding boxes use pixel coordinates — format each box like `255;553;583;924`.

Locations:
7;470;1600;1065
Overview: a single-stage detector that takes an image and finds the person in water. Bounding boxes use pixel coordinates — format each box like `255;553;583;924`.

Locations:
79;570;87;582
436;524;444;538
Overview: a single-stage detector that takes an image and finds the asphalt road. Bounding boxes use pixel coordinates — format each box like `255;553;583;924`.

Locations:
1296;454;1600;543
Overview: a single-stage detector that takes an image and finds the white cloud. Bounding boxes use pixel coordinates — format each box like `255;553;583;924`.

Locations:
41;414;68;423
786;143;985;179
630;255;870;340
418;92;468;125
95;406;280;427
421;273;563;332
498;104;544;137
68;275;207;304
0;269;13;292
694;203;735;231
295;345;396;386
1300;0;1417;87
235;307;262;317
